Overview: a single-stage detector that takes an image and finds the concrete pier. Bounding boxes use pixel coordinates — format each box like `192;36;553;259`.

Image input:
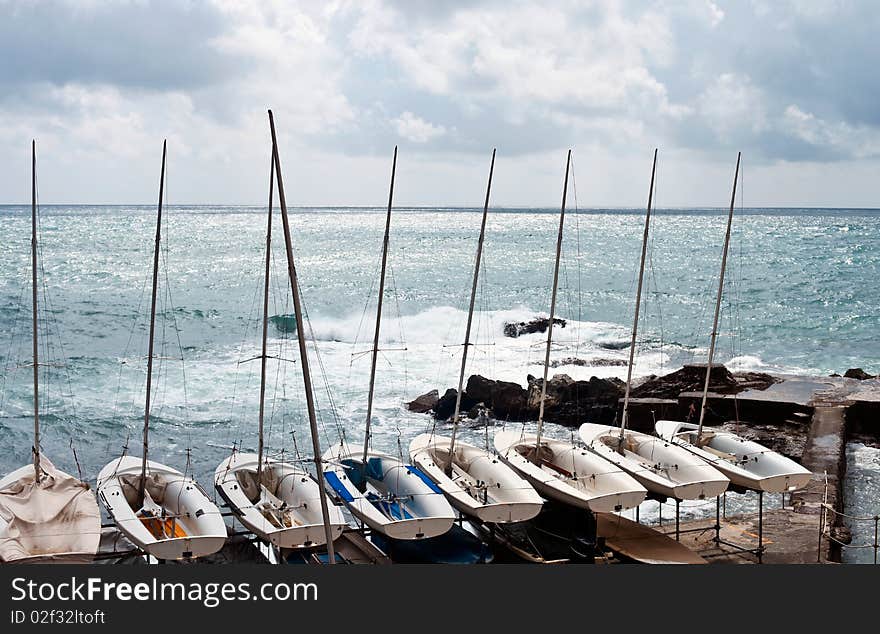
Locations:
603;373;879;564
791;404;848;561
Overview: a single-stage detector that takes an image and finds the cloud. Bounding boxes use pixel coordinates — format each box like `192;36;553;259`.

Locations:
783;104;880;159
393;111;446;143
0;0;247;92
697;73;768;141
1;0;880;206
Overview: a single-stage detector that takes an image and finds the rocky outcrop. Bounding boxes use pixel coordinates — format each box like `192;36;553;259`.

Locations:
406;390;439;414
465;375;529;420
433;388;478;421
733;371;781;391
628;364;777;399
414;363;791;430
548;357;627;368
421;371;623;425
525;373;573;411
503;317;566;338
843;367;875;380
521;373;624;426
630;364;737;398
541;375;625;426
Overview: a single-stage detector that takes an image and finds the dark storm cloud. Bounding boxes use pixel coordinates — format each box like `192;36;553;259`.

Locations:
0;0;251;92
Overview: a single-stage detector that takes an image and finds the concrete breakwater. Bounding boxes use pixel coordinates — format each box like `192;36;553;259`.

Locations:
410;363;880;562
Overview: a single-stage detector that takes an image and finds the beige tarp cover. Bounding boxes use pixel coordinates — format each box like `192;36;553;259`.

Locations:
0;457;100;562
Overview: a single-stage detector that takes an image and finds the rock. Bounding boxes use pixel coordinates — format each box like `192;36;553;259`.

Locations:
630;364;739;399
407;389;439;414
732;371;780;391
596;340;629;350
464;375;495;404
607;376;626;391
548;357;627;368
843;368;875;380
467;403;488;419
492;382;529;419
553;377;625;426
526;374;573;410
466;375;530;420
503;317;566;338
528;375;623;426
433;388;458;421
433;388;477;421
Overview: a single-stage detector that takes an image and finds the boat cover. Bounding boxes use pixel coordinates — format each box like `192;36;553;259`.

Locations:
0;457;100;561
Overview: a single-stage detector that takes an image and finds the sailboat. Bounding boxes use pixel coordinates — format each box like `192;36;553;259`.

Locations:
579;149;730;501
655;152;812;493
97;141;227;561
494;150;647;513
214;147;347;551
0;141;101;563
323;147;456;540
409;149;544;524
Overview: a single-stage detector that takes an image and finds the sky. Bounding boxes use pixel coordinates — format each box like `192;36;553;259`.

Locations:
0;0;878;207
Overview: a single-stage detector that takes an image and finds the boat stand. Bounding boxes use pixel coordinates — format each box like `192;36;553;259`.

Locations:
640;493;717;545
706;489;765;563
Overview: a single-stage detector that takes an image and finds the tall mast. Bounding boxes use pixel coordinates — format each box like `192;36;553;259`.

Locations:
257;151;275;485
31;140;40;479
534;149;571;454
697;151;741;441
446;149;495;470
619;148;658;444
362;147;397;464
268;110;336;563
138;140;166;506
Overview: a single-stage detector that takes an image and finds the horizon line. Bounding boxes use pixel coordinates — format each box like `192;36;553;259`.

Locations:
1;203;879;211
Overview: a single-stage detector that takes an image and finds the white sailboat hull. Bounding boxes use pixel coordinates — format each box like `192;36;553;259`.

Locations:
654;420;813;493
214;452;346;549
0;457;101;563
409;433;544;524
493;430;647;512
579;423;730;500
322;443;455;540
98;456;227;560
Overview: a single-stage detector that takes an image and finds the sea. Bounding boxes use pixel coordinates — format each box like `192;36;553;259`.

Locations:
1;205;878;547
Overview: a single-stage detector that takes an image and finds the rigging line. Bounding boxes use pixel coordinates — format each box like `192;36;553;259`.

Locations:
300;291;345;448
647;170;666;376
265;343;283;457
113;269;150;418
34;208;58;430
0;275;24;398
346;241;381;417
735;159;745;362
266;270;293;453
163;184;193;457
355;240;383;355
152;248;169;423
0;263;31;413
112;226;152;424
573;159;583;362
228;231;265;455
39;234;77;425
387;263;409;402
